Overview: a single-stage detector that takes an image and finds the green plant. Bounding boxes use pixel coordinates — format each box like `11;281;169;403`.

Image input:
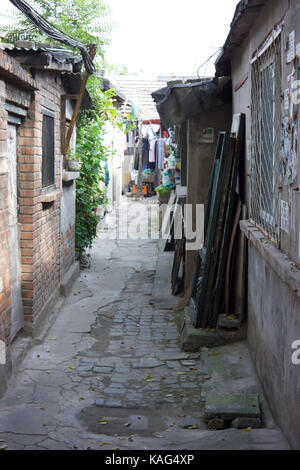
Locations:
66;148;77;161
154;185;174;197
1;0;111;55
1;0;135;257
75;117;109;255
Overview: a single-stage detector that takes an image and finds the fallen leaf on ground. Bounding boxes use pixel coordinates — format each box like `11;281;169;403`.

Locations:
98;418;109;424
40;407;46;411
79;397;85;401
124;422;132;427
242;428;252;433
68;366;76;370
189;424;199;430
99;442;110;446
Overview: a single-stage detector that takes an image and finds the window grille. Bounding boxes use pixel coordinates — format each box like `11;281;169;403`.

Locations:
250;36;282;244
42;113;55;188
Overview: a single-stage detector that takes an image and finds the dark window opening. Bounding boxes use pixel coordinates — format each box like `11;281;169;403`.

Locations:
42;114;55;188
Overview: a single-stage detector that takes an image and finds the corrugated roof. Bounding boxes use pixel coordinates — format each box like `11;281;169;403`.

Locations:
0;42;82;73
108;75;168;121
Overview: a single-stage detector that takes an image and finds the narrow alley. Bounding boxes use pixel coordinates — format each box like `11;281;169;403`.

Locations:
0;200;289;450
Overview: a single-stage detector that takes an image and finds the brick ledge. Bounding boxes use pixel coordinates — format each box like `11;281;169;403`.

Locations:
39;190;61;203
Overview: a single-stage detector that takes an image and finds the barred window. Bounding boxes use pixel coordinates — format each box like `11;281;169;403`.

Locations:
250;36;282;244
42;112;55;188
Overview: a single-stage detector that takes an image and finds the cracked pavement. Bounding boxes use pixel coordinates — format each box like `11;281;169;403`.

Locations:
0;199;290;450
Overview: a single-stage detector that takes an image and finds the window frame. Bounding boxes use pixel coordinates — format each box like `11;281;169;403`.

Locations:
250;35;282;245
41;108;56;191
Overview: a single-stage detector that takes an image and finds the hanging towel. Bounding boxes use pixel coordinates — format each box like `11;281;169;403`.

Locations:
155;138;165;170
149;140;156;163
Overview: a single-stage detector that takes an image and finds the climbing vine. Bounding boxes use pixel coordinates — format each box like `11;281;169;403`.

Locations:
75;115;110;255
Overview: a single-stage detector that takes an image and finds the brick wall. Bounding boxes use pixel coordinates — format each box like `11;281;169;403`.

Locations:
19;71;63;323
0;51;78;335
0;107;11;344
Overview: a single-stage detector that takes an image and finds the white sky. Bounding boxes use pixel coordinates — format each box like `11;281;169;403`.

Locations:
1;0;239;77
105;0;239;76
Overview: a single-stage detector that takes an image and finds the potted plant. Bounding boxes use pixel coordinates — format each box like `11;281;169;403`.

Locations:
155;185;174;204
65;149;82;172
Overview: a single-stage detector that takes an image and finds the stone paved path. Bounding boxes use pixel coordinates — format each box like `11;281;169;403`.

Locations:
0;200;290;450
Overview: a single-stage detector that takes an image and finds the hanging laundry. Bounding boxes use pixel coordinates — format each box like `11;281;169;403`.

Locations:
149;140;156;163
105;161;110;187
142;138;150;169
155;138;165;170
148;127;157;141
151;124;160;134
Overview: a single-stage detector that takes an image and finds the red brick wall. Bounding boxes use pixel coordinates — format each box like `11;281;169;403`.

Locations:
0;108;11;344
19;71;63;323
0;56;78;336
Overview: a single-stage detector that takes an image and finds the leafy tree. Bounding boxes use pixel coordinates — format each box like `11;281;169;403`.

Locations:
1;0;135;258
1;0;111;58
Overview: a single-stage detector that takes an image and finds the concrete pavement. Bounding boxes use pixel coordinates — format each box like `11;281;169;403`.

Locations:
0;199;290;450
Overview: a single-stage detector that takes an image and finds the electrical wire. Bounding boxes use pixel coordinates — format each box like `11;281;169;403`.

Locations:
197;48;222;79
9;0;96;74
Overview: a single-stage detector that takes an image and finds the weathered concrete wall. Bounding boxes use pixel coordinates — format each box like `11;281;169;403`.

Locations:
230;0;300;449
248;242;300;449
0;98;11;346
60;103;76;279
185;103;232;290
231;0;299;260
60;182;76;278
